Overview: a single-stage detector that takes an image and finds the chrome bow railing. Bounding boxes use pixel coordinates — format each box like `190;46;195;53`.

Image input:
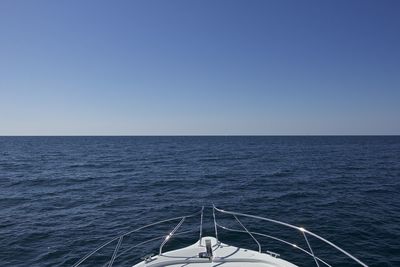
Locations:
212;205;368;267
71;205;368;267
72;207;204;267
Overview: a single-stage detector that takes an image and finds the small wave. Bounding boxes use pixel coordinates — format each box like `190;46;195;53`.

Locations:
261;169;293;178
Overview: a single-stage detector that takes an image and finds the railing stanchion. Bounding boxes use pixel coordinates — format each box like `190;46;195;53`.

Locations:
212;205;219;243
301;230;320;267
159;217;186;255
199;206;204;245
233;215;262;253
108;236;123;267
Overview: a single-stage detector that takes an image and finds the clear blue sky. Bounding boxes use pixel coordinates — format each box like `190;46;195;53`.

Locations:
1;0;399;135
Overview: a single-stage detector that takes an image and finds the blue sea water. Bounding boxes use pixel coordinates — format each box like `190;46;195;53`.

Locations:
0;136;399;267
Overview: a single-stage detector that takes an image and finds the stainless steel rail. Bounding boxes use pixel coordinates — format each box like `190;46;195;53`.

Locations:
159;217;185;255
72;208;203;267
72;206;368;267
213;205;368;267
100;229;198;267
199;206;204;244
215;222;332;267
212;205;219;243
233;214;261;253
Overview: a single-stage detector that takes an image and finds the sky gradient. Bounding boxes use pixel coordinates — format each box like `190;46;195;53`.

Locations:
1;0;399;135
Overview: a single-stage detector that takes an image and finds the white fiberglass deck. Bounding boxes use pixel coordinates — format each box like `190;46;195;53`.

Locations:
132;237;297;267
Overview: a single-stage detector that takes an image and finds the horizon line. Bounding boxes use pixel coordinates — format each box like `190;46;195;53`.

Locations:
0;134;399;137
